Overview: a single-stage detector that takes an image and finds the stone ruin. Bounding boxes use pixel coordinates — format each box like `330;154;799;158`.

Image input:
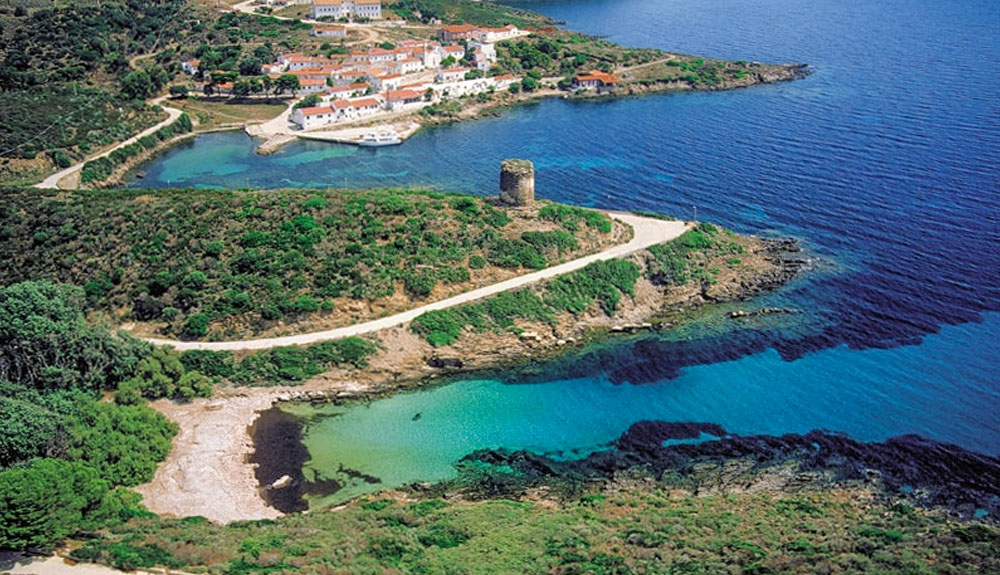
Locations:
499;159;535;207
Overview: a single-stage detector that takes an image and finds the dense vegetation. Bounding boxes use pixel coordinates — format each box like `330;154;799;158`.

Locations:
0;281;182;549
412;258;640;346
0;88;164;162
0;0;188;90
385;0;550;27
69;485;999;574
0;189;612;339
644;223;745;286
79;112;193;183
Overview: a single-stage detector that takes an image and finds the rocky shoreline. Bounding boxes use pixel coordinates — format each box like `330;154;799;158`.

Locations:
140;230;811;521
455;421;1000;522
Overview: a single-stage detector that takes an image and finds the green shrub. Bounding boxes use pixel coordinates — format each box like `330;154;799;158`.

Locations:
0;458;109;550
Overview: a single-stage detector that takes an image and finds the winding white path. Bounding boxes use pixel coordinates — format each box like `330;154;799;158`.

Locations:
143;213;689;351
34;96;183;190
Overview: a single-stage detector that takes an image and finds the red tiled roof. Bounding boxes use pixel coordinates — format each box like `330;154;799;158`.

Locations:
441;24;478;33
298;106;333;116
385;89;422;100
575;70;618;84
350;97;381;107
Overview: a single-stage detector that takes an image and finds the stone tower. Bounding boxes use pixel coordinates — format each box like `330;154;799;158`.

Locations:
499;159;535;207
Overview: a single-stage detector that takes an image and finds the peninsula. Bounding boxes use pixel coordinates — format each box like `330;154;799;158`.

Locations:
1;0;807;190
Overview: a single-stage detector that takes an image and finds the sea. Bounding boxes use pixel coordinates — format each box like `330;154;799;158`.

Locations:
127;0;1000;506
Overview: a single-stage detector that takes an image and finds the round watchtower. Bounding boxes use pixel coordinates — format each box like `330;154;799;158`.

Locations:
499;159;535;207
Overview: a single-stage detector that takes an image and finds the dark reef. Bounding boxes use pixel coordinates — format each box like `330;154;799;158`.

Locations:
460;421;1000;521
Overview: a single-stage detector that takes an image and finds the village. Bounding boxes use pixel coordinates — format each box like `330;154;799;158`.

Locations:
177;0;619;144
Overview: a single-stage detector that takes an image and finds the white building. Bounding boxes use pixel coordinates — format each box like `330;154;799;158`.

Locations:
297;78;329;93
477;25;524;43
437;45;465;64
436;66;471;83
312;0;382;20
292;104;340;129
181;59;200;75
384;89;424;111
321;82;369;100
429;77;493;100
312;26;347;37
493;74;519;91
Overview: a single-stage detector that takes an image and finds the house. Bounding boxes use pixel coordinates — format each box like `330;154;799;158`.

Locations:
493;74;519;90
181;59;200;75
572;70;619;90
278;52;306;65
263;61;286;74
438;24;478;42
349;47;396;65
311;0;381;20
291;105;338;129
436;66;471;83
472;49;490;71
370;73;402;91
420;44;442;68
312;26;346;37
397;58;424;74
286;56;327;70
437;44;465;63
321;82;369;100
288;68;330;81
383;89;423;110
431;77;495;100
477;24;523;43
350;96;382;117
297;78;329;93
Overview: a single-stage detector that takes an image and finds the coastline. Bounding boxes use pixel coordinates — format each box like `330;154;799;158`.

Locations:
137;231;808;521
120;62;810;172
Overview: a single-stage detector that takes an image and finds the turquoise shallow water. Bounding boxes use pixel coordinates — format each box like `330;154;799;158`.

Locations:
299;315;1000;507
125;0;1000;506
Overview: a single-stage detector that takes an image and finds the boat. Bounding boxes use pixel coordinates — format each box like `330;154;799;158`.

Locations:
357;130;402;147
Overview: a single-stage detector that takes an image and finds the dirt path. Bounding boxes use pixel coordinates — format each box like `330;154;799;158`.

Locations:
142;213;690;351
34;96;182;190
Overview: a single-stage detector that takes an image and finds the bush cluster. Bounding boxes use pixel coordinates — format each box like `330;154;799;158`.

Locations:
80;113;193;183
412;259;640;346
0;189;609;339
644;223;744;286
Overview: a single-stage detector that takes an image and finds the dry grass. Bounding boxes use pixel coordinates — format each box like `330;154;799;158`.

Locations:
170;97;289;129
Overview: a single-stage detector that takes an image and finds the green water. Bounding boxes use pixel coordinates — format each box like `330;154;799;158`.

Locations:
290;316;1000;509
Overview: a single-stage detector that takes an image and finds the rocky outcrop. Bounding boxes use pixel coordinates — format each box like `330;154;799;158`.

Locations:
458;422;1000;521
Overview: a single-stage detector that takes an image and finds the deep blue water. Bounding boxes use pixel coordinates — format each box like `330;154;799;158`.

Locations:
132;0;1000;461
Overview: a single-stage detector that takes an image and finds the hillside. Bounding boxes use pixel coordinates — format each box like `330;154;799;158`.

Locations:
0;188;622;340
66;481;1000;574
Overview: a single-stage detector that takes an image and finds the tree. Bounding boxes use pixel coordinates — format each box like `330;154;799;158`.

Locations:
465;69;484;80
521;76;537;92
64;401;177;486
0;281;150;391
238;57;263;76
441;55;457;67
183;312;211;337
294;94;321;108
0;396;62;467
379;42;396;50
273;74;300;96
121;70;154;99
233;80;253;97
168;85;189;98
0;458;109;550
508;81;521;94
48;149;72;168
